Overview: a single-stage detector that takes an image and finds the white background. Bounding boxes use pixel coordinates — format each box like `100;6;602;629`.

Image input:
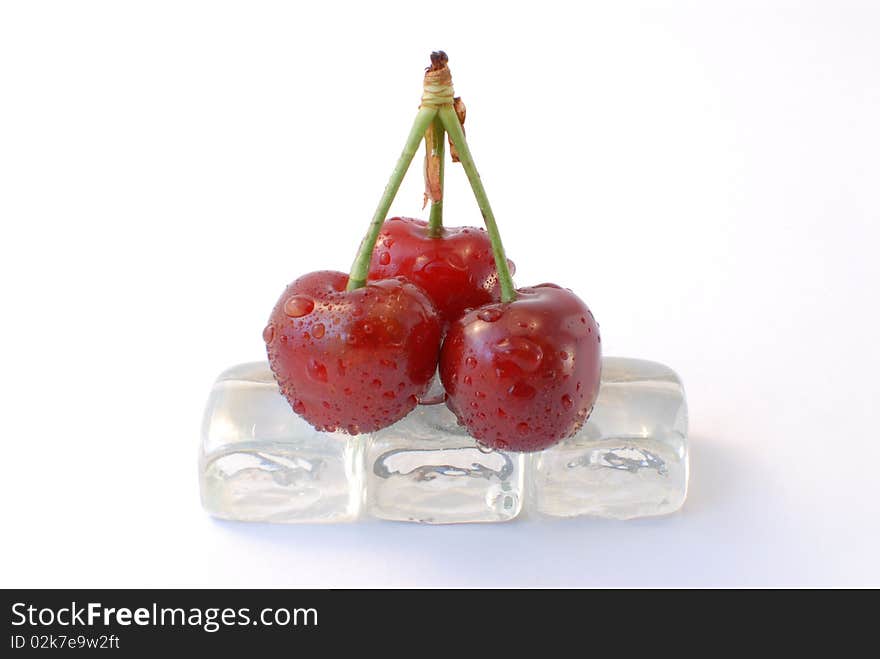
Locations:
2;1;878;587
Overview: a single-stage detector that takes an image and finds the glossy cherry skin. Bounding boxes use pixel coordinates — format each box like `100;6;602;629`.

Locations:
265;271;442;434
439;284;601;452
367;217;515;324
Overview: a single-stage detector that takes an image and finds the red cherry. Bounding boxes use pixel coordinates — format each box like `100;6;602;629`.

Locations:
265;270;442;433
439;284;601;452
367;217;515;323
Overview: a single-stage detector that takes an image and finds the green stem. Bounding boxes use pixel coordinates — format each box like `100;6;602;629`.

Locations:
347;106;438;290
427;116;445;237
438;104;516;302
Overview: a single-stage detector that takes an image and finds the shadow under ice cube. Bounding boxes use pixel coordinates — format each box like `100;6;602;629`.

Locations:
529;357;688;519
199;363;362;523
364;402;525;524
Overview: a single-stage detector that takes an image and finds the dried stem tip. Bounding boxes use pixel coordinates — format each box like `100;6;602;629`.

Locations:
428;51;449;71
421;51;454;108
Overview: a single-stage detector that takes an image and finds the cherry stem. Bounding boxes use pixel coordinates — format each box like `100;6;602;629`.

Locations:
347;105;438;290
439;104;517;303
427;115;446;237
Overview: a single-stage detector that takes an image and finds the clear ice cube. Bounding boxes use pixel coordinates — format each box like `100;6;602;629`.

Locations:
528;357;688;520
199;363;363;523
199;357;688;524
364;399;525;524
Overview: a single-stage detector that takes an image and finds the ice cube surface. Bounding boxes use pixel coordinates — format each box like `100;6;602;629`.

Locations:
199;363;362;523
529;357;688;519
364;399;525;523
199;357;688;524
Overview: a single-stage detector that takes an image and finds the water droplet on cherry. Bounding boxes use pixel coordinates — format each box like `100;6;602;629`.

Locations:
262;324;275;343
447;253;466;270
379;252;391;265
307;360;328;382
284;295;314;318
516;422;530;435
508;381;536;399
477;307;503;322
561;394;573;409
494;336;544;372
312;323;325;338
